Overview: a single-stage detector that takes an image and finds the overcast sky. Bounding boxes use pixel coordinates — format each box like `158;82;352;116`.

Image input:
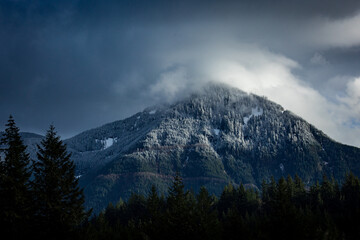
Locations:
1;0;360;146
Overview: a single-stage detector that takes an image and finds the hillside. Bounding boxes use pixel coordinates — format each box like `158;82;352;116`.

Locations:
62;84;360;213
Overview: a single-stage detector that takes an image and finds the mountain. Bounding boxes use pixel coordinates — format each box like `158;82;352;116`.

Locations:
64;84;360;213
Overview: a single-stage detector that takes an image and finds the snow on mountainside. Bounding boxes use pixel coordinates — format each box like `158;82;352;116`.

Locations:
63;83;360;213
95;138;117;149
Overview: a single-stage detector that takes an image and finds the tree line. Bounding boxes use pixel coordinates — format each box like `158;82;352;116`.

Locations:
0;116;88;239
1;116;360;239
84;172;360;240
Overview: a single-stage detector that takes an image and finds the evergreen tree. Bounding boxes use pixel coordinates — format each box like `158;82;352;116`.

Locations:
340;172;360;239
262;176;277;213
0;115;32;238
32;125;88;238
165;172;195;239
126;193;147;223
309;180;322;210
195;186;220;240
147;185;161;218
293;174;307;207
145;185;164;238
217;183;236;215
341;172;360;211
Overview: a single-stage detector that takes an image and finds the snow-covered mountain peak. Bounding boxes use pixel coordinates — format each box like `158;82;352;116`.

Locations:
62;83;360;213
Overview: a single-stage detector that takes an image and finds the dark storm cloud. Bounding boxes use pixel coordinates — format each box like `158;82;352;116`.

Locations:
1;0;360;143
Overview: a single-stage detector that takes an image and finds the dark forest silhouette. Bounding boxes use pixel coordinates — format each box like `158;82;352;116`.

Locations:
1;116;360;239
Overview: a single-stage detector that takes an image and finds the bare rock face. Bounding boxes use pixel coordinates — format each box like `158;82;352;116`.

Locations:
64;83;360;213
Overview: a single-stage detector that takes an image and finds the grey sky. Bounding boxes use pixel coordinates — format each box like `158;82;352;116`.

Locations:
1;0;360;146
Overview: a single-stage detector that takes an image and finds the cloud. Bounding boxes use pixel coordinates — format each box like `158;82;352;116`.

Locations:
310;52;329;66
1;0;360;145
307;13;360;48
338;77;360;116
150;66;190;102
148;42;360;146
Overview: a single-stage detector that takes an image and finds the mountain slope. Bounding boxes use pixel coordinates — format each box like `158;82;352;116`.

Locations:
65;84;360;213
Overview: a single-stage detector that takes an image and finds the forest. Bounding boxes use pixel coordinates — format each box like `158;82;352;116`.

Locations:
1;116;360;240
84;173;360;240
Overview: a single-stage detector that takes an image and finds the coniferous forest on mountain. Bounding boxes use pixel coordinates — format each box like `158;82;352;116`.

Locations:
1;117;360;240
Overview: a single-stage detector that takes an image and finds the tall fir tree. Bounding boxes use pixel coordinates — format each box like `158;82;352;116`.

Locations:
0;115;32;238
32;125;88;238
195;186;220;240
165;172;196;240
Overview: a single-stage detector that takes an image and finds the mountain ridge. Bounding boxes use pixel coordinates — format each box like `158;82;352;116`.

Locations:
23;84;360;213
